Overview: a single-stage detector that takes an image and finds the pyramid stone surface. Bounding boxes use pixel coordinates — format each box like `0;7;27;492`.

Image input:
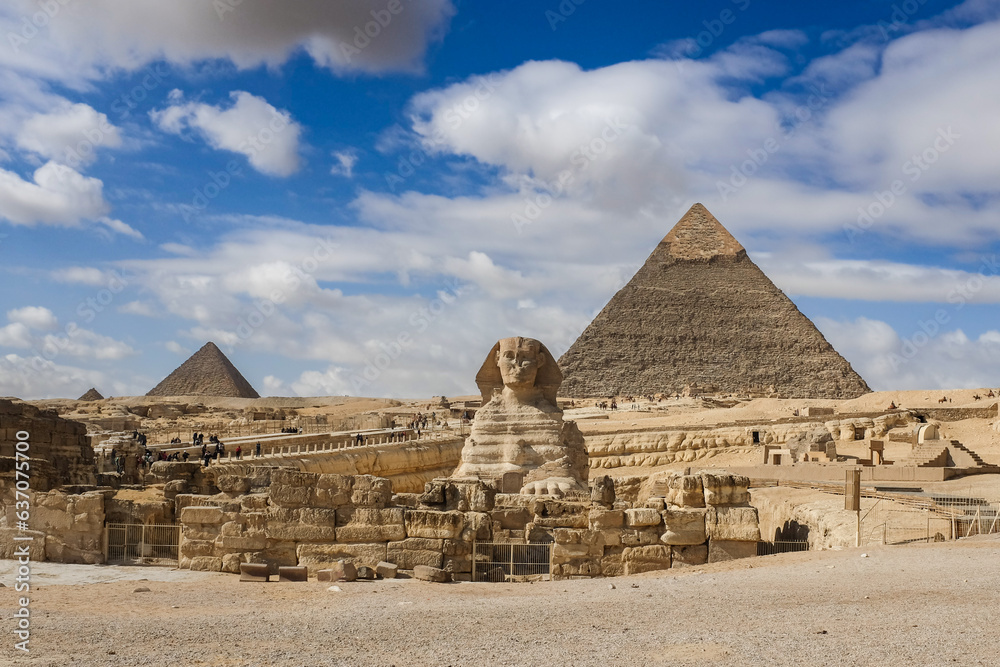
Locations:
77;387;104;401
146;342;260;398
558;204;871;399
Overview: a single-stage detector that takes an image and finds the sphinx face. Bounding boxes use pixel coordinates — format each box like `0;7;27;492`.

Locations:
497;337;542;389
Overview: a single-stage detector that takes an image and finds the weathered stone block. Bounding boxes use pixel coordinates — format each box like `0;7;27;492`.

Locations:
318;560;357;582
269;485;311;508
221;553;245;574
666;474;705;508
620;528;661;547
180;506;224;524
313;474;353;507
179;538;216;558
386;538;444;569
350;475;393;508
491;508;531;530
335;507;405;542
708;539;758;563
295;543;386;573
661;508;707;546
705;506;760;542
671;544;709;567
625;508;662;528
405;510;465;539
376;561;398;579
589;509;624;530
701;473;750;507
601;547;624;577
217;535;268;551
414;565;451;583
622;545;671;575
240;494;269;512
189;556;223;572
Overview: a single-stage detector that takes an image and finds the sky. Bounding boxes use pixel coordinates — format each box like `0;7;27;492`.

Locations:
1;0;999;400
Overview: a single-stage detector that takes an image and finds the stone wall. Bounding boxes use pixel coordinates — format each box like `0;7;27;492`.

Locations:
177;471;760;579
0;399;96;491
0;488;107;563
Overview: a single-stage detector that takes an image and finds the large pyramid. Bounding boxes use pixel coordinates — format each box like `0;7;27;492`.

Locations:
146;342;260;398
558;204;871;399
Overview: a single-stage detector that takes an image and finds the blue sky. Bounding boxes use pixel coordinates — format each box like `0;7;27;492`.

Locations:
1;0;999;399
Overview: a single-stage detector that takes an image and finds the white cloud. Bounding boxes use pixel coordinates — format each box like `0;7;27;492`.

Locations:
0;353;141;400
16;103;122;167
0;323;32;348
151;91;302;176
0;161;109;226
119;301;157;317
7;306;58;330
331;149;358;178
165;340;190;356
0;0;456;83
98;217;143;240
51;266;113;286
818;317;1000;391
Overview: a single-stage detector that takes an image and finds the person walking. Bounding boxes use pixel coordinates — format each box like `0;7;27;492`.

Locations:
255;441;261;458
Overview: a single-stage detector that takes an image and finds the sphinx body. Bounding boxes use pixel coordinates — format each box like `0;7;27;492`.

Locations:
452;337;588;497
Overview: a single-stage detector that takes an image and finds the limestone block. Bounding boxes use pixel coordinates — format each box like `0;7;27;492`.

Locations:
601;546;624;577
179;538;216;558
589;509;624;530
622;545;671;575
591;475;616;507
335;507;405;543
671;544;709;567
404;510;465;540
392;493;421;508
216;475;251;495
295;543;386;573
705;506;760;542
645;498;666;511
700;473;750;507
350;475;393;508
221;553;245;574
183;525;222;542
180;506;224;524
418;481;446;506
376;561;398;579
318;560;357;582
620;529;661;547
189;556;223;572
491;508;531;530
666;475;705;508
708;539;758;563
625;508;662;528
460;512;492;541
271;469;317;487
217;534;268;551
386;538;444;569
0;528;45;560
313;474;354;507
598;529;622;547
240;494;269;512
263;507;336;543
660;508;707;546
269;485;311;508
413;565;451;583
554;559;601;578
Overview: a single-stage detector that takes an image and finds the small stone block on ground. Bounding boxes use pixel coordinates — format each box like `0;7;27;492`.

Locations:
277;565;309;582
239;563;270;582
357;566;376;580
413;565;452;583
376;561;398;579
316;569;335;582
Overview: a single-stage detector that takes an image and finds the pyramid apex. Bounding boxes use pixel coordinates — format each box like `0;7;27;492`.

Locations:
146;341;259;398
661;203;745;260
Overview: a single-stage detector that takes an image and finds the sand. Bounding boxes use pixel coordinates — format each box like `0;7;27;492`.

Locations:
3;537;1000;666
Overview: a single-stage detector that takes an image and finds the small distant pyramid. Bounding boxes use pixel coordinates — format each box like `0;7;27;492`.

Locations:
77;388;104;401
558;203;871;399
146;342;260;398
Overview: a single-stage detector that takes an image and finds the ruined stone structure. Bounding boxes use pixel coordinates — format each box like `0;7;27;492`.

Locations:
453;337;589;497
0;399;96;491
559;203;871;399
146;341;260;398
176;469;760;579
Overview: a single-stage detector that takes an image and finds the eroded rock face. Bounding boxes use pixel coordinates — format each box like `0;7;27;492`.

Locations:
453;337;588;497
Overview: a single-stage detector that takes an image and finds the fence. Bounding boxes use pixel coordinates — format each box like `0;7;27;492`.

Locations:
756;540;810;556
860;495;1000;546
471;542;552;582
105;523;180;565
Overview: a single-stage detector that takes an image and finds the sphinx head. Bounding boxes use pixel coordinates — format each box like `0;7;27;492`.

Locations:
475;336;562;406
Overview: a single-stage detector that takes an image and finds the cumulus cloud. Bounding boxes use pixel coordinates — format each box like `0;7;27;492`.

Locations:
16;103;122;167
151;91;302;176
0;0;455;82
0;161;108;226
0;353;142;400
7;306;58;330
817;317;1000;391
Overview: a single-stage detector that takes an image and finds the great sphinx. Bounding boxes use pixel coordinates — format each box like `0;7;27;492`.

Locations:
452;336;588;497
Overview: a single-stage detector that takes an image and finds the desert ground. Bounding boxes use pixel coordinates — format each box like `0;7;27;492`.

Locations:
3;536;999;667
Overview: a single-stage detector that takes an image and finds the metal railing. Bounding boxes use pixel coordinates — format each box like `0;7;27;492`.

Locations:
471;542;552;582
105;523;180;565
756;540;810;556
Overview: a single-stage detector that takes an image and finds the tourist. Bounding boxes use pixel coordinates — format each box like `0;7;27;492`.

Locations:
182;451;189;462
235;445;242;460
356;433;363;445
255;441;261;457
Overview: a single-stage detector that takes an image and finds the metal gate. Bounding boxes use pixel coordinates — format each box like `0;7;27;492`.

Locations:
105;523;180;564
471;542;552;582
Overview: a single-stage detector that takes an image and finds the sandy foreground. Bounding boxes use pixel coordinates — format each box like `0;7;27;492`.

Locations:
2;538;999;667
